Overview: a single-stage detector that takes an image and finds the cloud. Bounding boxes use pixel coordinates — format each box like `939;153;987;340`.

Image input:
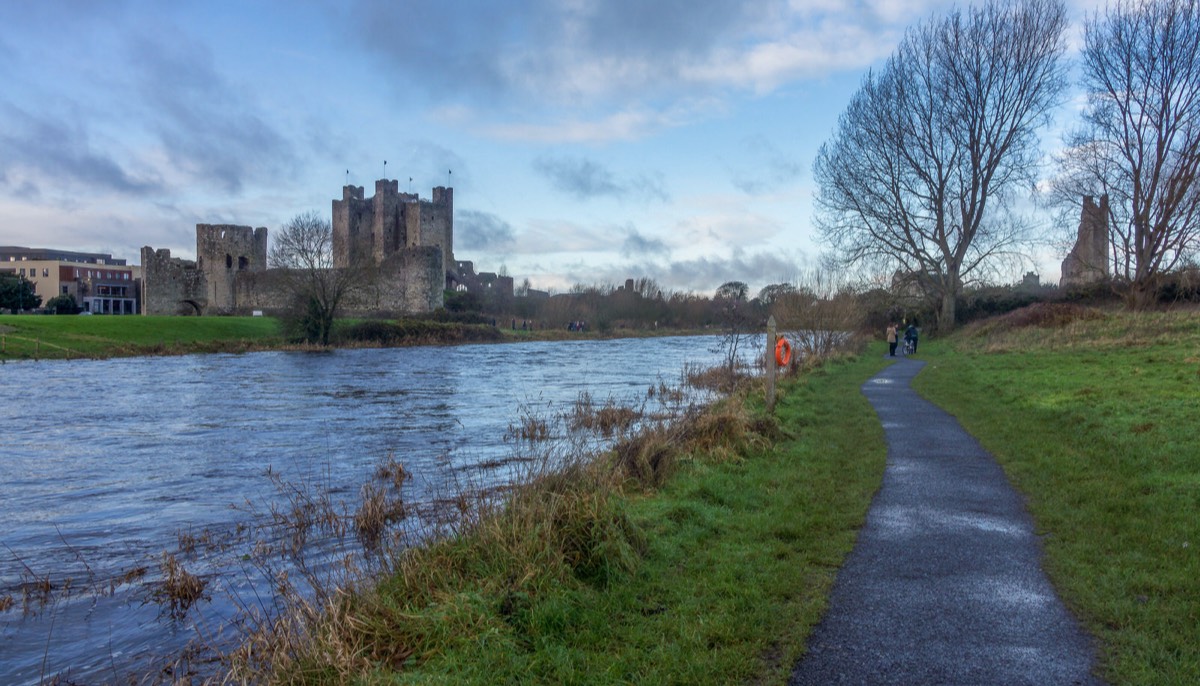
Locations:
532;155;669;202
344;0;957;140
621;227;670;258
728;134;804;195
129;30;296;195
482;102;716;144
0;103;160;198
456;209;517;252
513;219;612;254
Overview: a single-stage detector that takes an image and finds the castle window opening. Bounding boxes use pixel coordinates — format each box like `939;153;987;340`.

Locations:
225;254;233;269
238;256;248;270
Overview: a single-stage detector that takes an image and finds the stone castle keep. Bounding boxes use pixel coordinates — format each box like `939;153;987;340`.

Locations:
142;180;505;316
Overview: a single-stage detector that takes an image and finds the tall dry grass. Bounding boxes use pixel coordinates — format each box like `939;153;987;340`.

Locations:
219;366;787;683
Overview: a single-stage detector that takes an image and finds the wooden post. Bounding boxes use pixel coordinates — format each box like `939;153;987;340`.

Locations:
766;316;777;414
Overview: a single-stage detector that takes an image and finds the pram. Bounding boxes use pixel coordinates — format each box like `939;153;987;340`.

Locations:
902;337;915;356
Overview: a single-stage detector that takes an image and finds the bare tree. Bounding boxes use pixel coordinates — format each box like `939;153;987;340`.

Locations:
814;0;1068;329
771;269;864;359
269;211;370;345
1056;0;1200;309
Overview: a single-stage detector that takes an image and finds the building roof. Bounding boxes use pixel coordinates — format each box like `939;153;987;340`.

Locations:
0;246;128;266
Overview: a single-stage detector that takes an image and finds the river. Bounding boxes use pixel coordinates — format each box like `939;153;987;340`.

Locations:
0;335;747;684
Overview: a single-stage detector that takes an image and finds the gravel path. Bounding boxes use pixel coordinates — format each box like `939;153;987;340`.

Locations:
789;357;1105;686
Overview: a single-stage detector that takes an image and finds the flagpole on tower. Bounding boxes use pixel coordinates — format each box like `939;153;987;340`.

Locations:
448;169;452;187
383;160;387;179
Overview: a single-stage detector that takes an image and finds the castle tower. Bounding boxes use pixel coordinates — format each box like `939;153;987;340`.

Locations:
425;186;454;276
196;224;267;314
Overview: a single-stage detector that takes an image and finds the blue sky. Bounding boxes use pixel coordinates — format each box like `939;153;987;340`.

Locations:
0;0;1104;295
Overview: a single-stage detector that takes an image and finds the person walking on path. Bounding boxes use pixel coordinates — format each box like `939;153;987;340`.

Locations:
886;323;899;357
904;322;919;354
790;358;1104;686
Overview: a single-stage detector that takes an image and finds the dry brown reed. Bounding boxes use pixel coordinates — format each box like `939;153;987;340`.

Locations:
155;553;208;619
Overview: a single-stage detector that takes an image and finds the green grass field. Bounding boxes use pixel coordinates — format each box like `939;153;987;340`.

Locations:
0;314;284;360
913;306;1200;685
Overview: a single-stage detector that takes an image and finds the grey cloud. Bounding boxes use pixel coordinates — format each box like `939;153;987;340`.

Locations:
344;0;777;107
129;32;295;195
730;134;803;195
456;209;517;252
0;103;160;197
533;155;669;203
574;0;760;57
347;0;524;100
621;228;669;258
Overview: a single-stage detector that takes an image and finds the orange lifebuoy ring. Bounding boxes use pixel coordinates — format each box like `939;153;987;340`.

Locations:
775;337;793;367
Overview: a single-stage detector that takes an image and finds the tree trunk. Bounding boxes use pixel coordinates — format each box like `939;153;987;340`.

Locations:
1127;277;1158;311
939;291;957;331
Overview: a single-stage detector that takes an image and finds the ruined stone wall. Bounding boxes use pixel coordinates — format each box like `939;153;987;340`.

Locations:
140;246;207;315
347;247;443;314
233;270;291;314
197;224;267;314
1060;195;1110;288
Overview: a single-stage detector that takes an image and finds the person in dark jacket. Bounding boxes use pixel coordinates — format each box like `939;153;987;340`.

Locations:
904;323;918;354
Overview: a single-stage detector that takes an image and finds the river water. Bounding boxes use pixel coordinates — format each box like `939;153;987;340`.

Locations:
0;335;744;684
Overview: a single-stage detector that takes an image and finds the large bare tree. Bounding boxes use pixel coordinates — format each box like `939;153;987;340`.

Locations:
1056;0;1200;309
269;211;370;345
815;0;1068;329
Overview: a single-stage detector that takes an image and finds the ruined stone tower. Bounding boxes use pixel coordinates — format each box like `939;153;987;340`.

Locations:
142;224;266;315
1060;195;1110;289
197;224;268;314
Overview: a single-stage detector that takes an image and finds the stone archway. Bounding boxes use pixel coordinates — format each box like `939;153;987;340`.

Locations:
177;300;203;316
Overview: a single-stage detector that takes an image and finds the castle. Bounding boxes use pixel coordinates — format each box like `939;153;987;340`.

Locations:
142;180;511;316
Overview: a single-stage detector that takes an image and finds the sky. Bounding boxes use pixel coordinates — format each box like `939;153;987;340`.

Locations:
0;0;1107;296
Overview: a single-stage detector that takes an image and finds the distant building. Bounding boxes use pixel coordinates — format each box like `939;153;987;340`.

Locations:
0;246;139;314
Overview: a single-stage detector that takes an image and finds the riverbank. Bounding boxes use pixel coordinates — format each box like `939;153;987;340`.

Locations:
0;314;711;361
229;347;893;683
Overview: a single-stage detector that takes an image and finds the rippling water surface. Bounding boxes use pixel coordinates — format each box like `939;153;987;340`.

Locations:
0;335;739;683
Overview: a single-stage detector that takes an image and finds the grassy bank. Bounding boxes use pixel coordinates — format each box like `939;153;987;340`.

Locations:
912;305;1199;685
0;314;285;360
232;351;891;684
0;314;705;361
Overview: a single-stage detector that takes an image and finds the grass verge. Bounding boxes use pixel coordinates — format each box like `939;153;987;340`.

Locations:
0;314;284;360
911;304;1200;685
234;351;891;684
